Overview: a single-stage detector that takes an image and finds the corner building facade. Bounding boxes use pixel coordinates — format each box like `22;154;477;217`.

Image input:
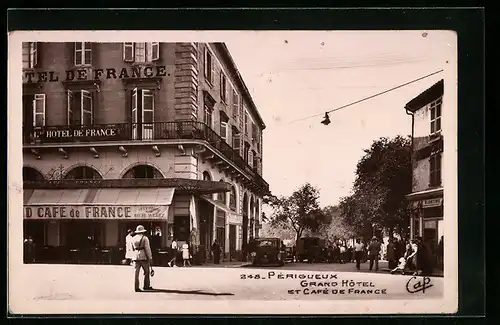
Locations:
405;79;444;270
22;42;269;264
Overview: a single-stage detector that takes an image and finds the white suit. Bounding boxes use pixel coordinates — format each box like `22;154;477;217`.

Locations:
125;234;135;260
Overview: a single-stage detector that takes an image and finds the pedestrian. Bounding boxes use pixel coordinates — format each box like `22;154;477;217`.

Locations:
386;238;396;269
124;229;135;265
437;236;444;270
131;225;153;292
167;238;178;267
182;241;192;267
368;237;381;272
354;238;364;270
23;236;36;263
339;243;346;264
415;237;432;276
212;239;221;264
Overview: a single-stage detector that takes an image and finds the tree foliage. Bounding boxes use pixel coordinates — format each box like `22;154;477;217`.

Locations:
318;205;356;243
339;136;412;239
265;183;327;241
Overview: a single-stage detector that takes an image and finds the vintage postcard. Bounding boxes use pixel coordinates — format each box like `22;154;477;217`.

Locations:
8;30;458;314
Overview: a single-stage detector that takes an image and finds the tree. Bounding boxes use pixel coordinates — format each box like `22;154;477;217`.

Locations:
319;205;356;243
340;136;412;239
266;183;326;241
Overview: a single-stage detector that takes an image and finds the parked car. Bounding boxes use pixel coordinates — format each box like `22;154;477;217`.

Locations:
252;238;286;266
296;237;326;263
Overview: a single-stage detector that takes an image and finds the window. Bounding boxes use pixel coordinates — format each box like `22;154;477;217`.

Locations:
64;166;102;180
229;186;237;211
202;171;211;181
204;46;215;85
131;88;155;140
123;42;160;63
217;179;227;203
122;165;163;179
23;94;45;127
23;167;45;181
74;42;92;66
429;154;442;187
67;90;93;126
22;42;38;69
430;98;442;135
220;112;229;143
244;113;249;136
204;104;213;128
232;127;241;153
220;73;228;103
232;90;239;118
251;123;258;142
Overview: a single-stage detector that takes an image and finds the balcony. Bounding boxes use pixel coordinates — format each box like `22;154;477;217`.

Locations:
23;121;269;193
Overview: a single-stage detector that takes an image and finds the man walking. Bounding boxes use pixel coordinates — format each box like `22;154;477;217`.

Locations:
386;238;397;270
368;237;381;272
167;238;178;267
131;225;153;292
354;238;364;270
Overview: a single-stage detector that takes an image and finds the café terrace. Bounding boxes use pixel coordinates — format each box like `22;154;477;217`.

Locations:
23;65;168;84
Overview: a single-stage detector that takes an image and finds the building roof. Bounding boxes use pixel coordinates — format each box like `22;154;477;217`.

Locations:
405;79;444;113
215;43;266;129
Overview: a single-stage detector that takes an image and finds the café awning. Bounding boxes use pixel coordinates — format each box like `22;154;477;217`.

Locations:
23;188;175;220
24;188;175;206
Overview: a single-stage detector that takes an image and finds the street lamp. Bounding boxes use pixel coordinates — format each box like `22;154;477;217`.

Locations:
321;112;331;125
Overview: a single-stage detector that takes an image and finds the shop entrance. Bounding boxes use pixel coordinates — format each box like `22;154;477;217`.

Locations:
229;224;236;261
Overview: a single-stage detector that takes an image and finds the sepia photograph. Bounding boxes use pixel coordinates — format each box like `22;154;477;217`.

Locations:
8;30;458;314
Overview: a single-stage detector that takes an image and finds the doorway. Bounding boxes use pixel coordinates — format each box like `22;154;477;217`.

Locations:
229;225;236;261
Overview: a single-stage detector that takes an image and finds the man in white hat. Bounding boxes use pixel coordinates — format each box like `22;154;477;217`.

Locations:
131;225;153;292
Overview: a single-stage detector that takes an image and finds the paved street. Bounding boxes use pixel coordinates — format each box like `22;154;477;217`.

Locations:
13;262;443;304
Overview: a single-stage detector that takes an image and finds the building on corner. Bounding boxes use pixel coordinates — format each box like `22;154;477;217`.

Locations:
404;79;444;270
22;41;269;264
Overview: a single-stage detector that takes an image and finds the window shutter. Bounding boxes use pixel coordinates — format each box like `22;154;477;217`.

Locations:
232;90;238;117
32;42;39;67
210;53;216;85
248;150;253;167
67;90;73;125
123;42;134;62
204;47;209;79
152;42;160;61
33;94;45;127
84;42;92;65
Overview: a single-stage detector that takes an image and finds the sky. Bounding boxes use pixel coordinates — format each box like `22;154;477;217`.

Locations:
225;31;455;208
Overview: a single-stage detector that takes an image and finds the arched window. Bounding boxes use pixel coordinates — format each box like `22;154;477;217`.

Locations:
122;164;164;179
229;186;237;211
202;171;211;181
64;166;102;180
217;179;226;203
23;167;45;181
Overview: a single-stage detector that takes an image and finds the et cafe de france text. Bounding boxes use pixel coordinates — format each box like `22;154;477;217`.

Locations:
23;65;168;83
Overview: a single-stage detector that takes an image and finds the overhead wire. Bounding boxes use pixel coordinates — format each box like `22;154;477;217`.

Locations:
284;69;444;125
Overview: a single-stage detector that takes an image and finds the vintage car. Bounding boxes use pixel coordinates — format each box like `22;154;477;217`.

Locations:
296;237;326;263
251;238;286;266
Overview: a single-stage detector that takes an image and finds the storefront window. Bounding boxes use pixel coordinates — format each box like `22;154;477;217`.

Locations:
229;186;237;211
64;220;104;249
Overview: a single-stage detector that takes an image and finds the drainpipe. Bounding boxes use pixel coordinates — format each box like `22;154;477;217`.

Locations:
405;106;415;240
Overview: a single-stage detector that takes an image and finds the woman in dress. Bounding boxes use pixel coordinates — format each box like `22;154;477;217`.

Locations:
182;241;191;267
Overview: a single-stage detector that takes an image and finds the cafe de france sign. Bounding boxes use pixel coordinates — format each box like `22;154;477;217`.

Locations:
24;205;169;220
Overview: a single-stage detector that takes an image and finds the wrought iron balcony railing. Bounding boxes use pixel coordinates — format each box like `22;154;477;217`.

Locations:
23;121;269;192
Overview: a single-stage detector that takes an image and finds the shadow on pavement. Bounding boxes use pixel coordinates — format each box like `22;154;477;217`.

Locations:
142;288;234;296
